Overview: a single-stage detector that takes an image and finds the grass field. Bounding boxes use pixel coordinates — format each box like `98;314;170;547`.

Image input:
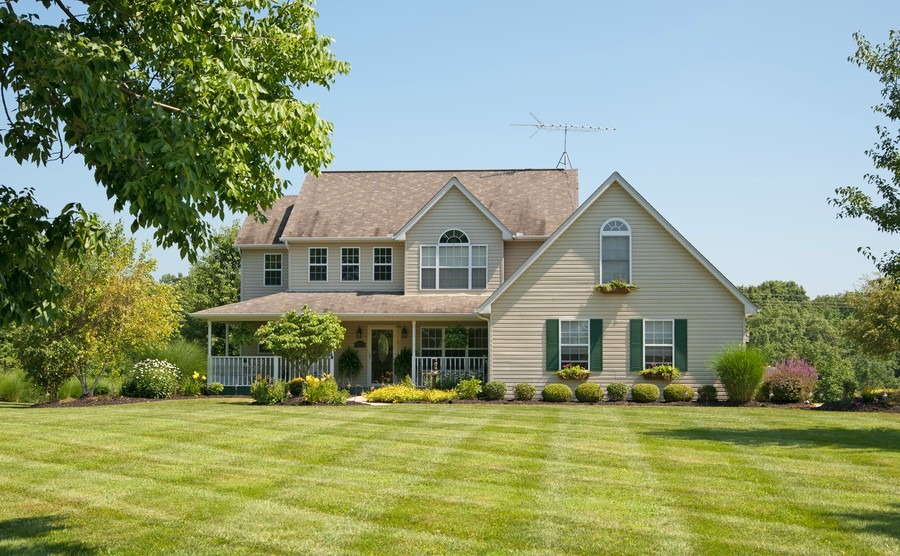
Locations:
1;399;898;555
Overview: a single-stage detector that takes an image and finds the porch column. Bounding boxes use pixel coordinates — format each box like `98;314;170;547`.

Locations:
411;320;417;385
207;321;212;359
225;323;230;356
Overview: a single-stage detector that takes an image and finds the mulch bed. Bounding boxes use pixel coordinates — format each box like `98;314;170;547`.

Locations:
814;400;900;413
33;395;248;408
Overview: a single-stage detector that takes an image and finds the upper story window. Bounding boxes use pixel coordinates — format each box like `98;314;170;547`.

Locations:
373;247;392;282
309;247;328;282
421;229;487;290
264;253;282;286
341;247;360;282
601;218;631;283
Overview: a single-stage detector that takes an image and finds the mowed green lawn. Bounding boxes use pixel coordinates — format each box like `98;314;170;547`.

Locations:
0;399;898;555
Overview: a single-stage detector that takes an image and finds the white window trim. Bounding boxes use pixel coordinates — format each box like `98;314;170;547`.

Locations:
263;253;283;287
340;247;360;282
642;318;675;369
308;247;328;282
419;243;489;291
559;318;590;368
373;246;393;282
600;217;632;284
419;326;489;359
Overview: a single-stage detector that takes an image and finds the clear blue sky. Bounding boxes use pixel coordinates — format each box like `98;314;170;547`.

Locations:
3;0;898;296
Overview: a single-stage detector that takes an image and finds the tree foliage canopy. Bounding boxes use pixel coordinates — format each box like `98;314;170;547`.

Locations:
0;0;347;324
255;306;344;374
846;276;900;358
831;31;900;278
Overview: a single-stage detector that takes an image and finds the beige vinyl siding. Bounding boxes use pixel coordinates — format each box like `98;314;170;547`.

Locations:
503;240;544;281
240;248;288;301
488;182;745;396
404;187;503;294
286;242;404;292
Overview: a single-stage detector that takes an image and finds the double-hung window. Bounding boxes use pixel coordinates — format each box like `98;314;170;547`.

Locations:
601;218;631;283
644;320;674;367
560;320;589;368
341;247;360;282
420;229;488;290
373;247;392;281
264;253;282;286
309;248;328;282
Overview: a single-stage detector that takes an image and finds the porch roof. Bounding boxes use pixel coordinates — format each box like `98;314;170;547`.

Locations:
190;292;490;321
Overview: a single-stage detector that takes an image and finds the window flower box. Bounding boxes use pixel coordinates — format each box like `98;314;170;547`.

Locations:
594;280;638;294
555;364;590;381
637;365;681;382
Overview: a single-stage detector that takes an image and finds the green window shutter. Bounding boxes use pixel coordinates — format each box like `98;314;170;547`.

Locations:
546;319;560;371
589;319;603;372
629;319;644;371
675;319;688;372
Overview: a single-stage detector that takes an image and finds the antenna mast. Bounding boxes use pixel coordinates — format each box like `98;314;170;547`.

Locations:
512;113;615;169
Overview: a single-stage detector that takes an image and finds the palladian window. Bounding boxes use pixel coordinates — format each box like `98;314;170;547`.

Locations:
420;229;487;290
601;218;631;283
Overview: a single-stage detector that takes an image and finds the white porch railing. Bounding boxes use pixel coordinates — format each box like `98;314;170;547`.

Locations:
413;357;487;388
208;355;334;387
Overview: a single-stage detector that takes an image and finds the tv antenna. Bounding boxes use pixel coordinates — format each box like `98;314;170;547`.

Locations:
512;113;615;169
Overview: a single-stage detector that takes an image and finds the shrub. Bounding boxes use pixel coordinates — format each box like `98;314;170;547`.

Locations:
606;383;628;402
364;384;457;403
482;380;507;401
456;377;482;399
122;359;180;398
93;379;114;396
698;385;718;403
249;377;287;405
179;371;206;397
574;382;601;403
711;345;768;403
58;377;83;400
765;358;818;403
302;374;349;405
513;383;536;401
631;383;660;403
861;388;899;404
842;378;858;400
663;384;695;402
393;347;413;381
0;369;41;403
542;383;572;402
287;377;305;397
206;382;224;395
637;365;682;382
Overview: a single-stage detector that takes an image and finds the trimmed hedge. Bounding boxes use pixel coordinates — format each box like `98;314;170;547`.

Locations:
698;385;718;403
542;384;572;402
606;383;628;402
482;380;507;401
663;384;695;402
631;383;659;403
514;383;536;401
574;382;601;403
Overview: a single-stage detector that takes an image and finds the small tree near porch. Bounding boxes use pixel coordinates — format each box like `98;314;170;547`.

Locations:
255;307;345;376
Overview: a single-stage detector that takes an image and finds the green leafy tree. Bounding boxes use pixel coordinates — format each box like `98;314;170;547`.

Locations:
846;276;900;359
830;31;900;278
0;0;348;324
11;223;181;398
170;222;241;350
255;307;345;376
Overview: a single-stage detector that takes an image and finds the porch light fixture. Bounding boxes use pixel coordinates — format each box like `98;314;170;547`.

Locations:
356;327;362;339
401;327;408;339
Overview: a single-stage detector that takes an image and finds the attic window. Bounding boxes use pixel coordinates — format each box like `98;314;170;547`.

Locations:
439;229;469;244
601;218;631;283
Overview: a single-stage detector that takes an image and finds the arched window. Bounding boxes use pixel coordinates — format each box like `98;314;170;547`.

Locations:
439;229;469;244
421;229;487;289
601;218;631;283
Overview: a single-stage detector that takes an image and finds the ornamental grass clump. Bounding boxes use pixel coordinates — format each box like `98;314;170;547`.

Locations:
122;359;180;398
0;369;41;403
759;358;818;403
711;345;768;403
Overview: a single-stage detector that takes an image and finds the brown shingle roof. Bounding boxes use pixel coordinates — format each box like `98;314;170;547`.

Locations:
236;195;296;245
236;169;579;244
190;291;490;319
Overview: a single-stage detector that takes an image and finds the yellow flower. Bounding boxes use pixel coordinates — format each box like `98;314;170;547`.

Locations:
202;375;206;381
193;372;200;379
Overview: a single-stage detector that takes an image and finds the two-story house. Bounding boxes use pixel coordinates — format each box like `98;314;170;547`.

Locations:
192;169;756;397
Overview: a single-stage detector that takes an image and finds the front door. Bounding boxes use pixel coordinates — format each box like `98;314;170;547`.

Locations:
371;328;395;384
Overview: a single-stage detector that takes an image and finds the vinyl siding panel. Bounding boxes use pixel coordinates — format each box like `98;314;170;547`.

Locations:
286;242;404;292
241;248;288;301
488;182;745;397
404;187;503;294
503;240;544;281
